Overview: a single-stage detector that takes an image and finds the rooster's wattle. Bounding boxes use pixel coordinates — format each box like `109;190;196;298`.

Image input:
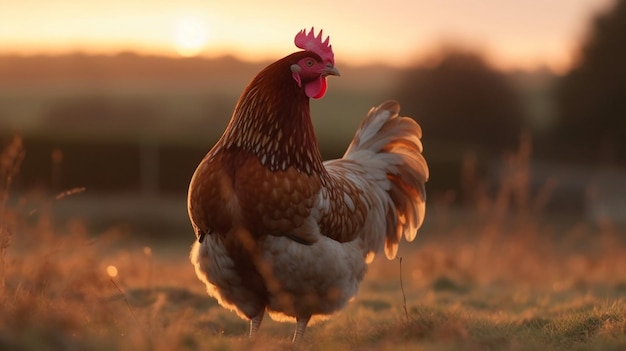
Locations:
188;28;428;343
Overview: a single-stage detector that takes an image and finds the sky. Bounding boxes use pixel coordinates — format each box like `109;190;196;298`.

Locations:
0;0;615;72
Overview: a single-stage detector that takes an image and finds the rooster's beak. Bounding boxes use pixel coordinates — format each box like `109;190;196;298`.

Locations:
323;65;341;77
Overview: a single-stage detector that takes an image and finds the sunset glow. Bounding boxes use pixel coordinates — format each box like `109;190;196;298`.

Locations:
174;17;210;57
0;0;615;72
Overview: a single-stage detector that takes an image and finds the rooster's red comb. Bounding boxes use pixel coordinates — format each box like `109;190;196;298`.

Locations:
294;27;334;66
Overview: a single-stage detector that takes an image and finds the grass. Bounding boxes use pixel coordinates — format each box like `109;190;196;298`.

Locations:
1;135;626;350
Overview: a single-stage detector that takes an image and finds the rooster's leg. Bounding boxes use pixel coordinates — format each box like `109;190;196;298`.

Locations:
249;312;264;338
292;315;311;344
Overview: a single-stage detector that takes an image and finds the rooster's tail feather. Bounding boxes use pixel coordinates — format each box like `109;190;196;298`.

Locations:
344;100;428;259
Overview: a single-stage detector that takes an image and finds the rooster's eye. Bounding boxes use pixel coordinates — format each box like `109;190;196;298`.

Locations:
305;59;315;67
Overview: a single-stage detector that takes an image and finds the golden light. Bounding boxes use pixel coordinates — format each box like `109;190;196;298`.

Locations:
106;265;119;278
174;17;209;57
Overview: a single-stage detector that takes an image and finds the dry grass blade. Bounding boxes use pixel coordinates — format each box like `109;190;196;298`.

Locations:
0;136;24;289
55;187;87;200
397;256;410;323
0;136;24;214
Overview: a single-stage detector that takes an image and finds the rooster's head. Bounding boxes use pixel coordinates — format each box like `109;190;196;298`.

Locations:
290;28;340;99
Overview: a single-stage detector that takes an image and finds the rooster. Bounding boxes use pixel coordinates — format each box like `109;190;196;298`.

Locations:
188;28;428;343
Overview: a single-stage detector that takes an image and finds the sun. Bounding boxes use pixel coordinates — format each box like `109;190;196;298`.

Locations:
174;17;209;57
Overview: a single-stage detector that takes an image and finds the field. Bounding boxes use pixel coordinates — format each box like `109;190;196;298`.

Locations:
2;138;626;351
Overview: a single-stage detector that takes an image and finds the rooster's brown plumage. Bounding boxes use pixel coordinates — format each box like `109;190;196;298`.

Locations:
188;28;428;343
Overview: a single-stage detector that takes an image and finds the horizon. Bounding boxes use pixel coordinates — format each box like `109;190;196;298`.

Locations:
0;49;569;75
0;0;615;74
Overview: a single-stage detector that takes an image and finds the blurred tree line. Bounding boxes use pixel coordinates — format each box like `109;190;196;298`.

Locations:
394;48;528;203
3;0;625;209
396;0;626;203
396;49;526;156
556;0;626;165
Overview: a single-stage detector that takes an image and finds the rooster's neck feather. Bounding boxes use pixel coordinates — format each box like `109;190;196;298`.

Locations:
219;53;327;177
